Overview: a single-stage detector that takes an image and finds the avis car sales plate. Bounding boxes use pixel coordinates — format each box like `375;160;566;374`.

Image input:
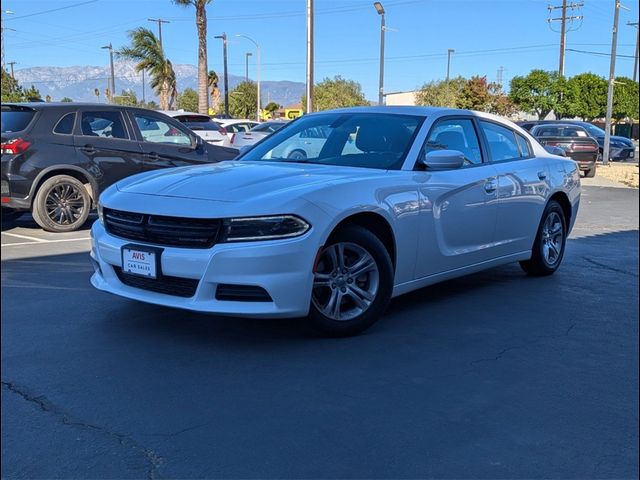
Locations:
121;245;160;279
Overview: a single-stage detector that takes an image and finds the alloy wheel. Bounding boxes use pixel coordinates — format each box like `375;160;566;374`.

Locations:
541;211;563;266
45;183;86;226
312;242;379;321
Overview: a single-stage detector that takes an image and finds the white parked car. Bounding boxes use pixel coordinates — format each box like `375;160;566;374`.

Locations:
230;121;288;148
161;111;230;147
214;119;259;141
91;107;581;336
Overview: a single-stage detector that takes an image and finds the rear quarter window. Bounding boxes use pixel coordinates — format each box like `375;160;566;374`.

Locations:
53;112;76;135
1;107;37;133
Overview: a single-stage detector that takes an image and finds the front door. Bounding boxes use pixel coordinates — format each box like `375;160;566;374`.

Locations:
413;117;499;278
129;111;211;170
73;109;144;194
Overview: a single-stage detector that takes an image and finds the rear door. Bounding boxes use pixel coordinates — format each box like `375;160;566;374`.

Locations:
74;109;144;193
479;120;550;256
129;111;212;170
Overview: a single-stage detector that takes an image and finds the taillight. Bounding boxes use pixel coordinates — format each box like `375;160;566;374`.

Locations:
219;126;227;135
230;133;235;144
572;143;598;152
1;137;31;154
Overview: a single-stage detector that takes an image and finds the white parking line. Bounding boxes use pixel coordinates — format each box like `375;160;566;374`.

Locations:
1;232;48;243
1;237;91;247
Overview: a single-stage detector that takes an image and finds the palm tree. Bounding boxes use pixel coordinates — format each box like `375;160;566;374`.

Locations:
208;70;220;114
174;0;212;114
117;27;177;110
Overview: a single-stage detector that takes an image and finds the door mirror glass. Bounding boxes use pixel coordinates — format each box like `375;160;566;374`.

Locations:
421;150;466;170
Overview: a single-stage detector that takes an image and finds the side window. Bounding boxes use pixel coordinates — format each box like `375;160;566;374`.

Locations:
516;133;532;158
424;118;482;165
134;114;192;145
80;111;128;139
479;121;520;162
53;112;76;135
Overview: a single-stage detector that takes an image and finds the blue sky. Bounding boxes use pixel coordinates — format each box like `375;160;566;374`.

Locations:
3;0;639;100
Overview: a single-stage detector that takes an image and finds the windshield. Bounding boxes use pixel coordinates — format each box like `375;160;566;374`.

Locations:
582;123;605;137
239;112;424;170
252;122;286;133
1;107;36;134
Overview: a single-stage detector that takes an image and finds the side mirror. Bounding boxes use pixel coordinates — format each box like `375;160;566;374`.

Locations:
192;134;203;149
420;150;466;170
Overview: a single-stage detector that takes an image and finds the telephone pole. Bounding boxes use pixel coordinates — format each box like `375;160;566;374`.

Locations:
547;1;584;76
214;33;229;117
101;43;116;103
628;21;639;82
2;9;15;69
7;61;16;79
603;0;622;166
446;49;454;81
305;0;314;113
148;18;170;48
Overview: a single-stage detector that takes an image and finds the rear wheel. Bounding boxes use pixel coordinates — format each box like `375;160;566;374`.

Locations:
519;200;566;276
32;175;91;232
308;226;393;336
287;149;307;161
584;165;596;178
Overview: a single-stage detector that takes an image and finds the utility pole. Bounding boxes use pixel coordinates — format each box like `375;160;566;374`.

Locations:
102;43;116;104
446;49;454;81
306;0;314;113
245;52;252;82
148;18;170;48
7;61;16;79
215;33;229;117
547;1;584;76
374;2;385;106
628;21;639;82
2;9;15;69
603;0;622;166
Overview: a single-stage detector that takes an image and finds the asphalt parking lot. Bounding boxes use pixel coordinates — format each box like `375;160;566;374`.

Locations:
2;179;638;479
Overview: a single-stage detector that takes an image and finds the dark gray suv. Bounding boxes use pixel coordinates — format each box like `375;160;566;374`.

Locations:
1;103;238;232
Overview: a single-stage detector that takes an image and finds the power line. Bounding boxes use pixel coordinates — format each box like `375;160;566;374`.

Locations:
566;48;636;58
4;0;98;21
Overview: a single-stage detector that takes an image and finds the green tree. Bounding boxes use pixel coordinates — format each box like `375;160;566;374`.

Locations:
457;76;491;110
174;0;212;114
140;100;159;110
264;101;279;114
117;27;177;110
612;77;639;122
226;81;258;119
509;69;565;120
177;88;199;112
560;73;607;120
60;97;73;102
415;77;465;108
113;89;138;106
1;68;42;102
487;82;517;117
302;76;369;112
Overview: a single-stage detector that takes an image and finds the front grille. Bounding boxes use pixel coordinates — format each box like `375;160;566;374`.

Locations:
114;266;199;298
216;284;273;302
104;208;222;248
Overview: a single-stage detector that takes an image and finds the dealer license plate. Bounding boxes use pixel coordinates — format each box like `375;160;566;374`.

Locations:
122;245;159;279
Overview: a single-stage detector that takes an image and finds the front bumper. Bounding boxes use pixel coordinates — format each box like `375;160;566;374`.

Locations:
90;221;317;318
609;146;635;161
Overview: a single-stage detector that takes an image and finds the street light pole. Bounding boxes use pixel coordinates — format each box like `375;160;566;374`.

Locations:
374;2;385;106
236;34;261;122
102;43;116;103
628;21;639;82
603;0;621;166
215;33;229;117
245;52;252;82
306;0;314;113
446;48;455;81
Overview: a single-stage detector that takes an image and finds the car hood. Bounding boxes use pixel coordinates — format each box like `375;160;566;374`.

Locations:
115;161;380;202
593;134;633;146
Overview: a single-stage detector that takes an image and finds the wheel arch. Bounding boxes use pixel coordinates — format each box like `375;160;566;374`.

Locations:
548;190;572;227
29;165;98;208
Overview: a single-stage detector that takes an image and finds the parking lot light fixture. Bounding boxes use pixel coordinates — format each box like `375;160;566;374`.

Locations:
236;34;261;122
214;33;229;117
374;2;385;105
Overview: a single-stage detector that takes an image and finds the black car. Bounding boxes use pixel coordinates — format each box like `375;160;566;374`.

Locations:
1;103;238;232
518;120;636;162
531;124;599;177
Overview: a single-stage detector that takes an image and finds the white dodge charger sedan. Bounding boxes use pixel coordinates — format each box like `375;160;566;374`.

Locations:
90;107;581;336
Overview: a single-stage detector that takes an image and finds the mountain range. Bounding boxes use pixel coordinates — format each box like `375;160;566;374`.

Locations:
13;61;305;108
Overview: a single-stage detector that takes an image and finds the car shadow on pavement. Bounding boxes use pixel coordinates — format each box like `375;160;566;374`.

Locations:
2;229;637;347
1;213;96;232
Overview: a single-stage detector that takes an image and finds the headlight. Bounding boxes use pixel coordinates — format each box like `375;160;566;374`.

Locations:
97;202;104;224
221;215;310;242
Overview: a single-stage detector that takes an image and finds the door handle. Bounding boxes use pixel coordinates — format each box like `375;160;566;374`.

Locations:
80;144;96;154
538;171;547;180
144;152;159;161
484;180;497;194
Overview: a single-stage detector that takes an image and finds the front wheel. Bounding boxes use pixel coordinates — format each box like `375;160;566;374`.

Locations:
520;200;567;276
32;175;91;232
308;226;393;336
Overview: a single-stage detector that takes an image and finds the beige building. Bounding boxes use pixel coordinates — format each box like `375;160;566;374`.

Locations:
384;90;417;106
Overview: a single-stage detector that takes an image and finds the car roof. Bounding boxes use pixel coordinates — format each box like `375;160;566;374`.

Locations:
532;123;587;129
160;110;211;118
319;105;472;117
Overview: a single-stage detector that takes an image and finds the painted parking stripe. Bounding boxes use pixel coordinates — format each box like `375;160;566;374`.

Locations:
2;232;48;243
1;237;91;247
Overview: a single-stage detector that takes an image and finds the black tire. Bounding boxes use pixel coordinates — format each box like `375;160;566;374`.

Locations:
519;200;567;276
308;225;394;336
584;165;596;178
32;175;91;232
287;149;307;160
